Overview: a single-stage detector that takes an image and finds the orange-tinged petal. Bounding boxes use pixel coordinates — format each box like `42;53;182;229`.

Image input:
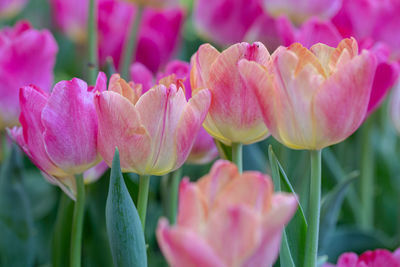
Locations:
287;43;326;77
108;74;142;104
313;51;377;149
135;84;186;175
156;219;225;267
327;37;358;71
94;91;151;173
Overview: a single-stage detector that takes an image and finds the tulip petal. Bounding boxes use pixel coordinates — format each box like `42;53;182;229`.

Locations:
175;88;211;168
17;85;67;176
313;51;377;148
191;43;220;92
157;219;225;267
95;91;151;173
135;85;187;175
83;161;109;184
243;193;298;267
130;62;154;93
41;172;76;201
41;78;99;174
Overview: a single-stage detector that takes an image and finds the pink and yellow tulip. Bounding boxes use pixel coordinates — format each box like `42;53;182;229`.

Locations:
191;42;270;145
94;74;211;175
157;160;298;267
0;21;58;129
9;73;106;199
239;38;377;150
323;248;400;267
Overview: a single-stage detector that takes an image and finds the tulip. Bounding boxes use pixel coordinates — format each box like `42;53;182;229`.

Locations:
0;0;27;18
50;0;184;72
239;38;377;150
264;0;342;25
157;160;298;267
9;73;105;199
323;248;400;267
193;0;263;46
130;60;219;165
94;74;211;175
191;42;270;146
0;21;58;129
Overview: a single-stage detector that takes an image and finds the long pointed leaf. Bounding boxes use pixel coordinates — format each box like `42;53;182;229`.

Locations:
106;149;147;267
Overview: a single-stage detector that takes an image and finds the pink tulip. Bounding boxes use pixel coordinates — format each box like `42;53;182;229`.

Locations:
323;248;400;267
332;0;400;59
9;73;105;199
130;60;219;165
0;0;27;18
239;38;377;150
191;42;270;145
0;21;58;129
264;0;342;25
50;0;184;72
157;160;298;267
193;0;263;46
94;74;211;175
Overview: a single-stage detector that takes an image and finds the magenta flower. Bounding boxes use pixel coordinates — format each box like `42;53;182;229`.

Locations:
50;0;184;72
193;0;263;46
0;21;58;129
323;248;400;267
9;73;106;199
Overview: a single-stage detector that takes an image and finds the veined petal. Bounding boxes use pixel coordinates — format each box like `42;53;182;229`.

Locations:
157;219;225;267
313;51;377;149
41;78;99;174
175;89;211;168
94;91;151;173
135;84;187;175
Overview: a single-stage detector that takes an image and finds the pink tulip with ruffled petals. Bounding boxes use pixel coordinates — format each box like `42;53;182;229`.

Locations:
239;38;377;150
194;0;263;46
130;60;219;165
0;0;27;18
0;21;57;129
191;42;270;145
157;160;298;267
94;74;211;175
9;73;105;200
322;248;400;267
264;0;342;25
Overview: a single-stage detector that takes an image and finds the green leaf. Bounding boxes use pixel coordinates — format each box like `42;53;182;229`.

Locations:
319;175;358;254
214;139;232;161
268;145;307;267
0;144;34;267
106;149;147;267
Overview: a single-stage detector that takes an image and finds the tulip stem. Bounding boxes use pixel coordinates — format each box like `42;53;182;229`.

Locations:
120;5;144;79
87;0;98;85
232;142;243;173
70;174;85;267
163;169;182;224
137;174;150;230
360;118;374;229
304;149;322;267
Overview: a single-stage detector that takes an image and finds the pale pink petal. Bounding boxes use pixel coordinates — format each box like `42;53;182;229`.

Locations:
313;51;377;149
41;78;99;174
337;252;358;267
175;89;211;168
94;91;151;173
191;43;220;92
130;62;154;93
83;161;109;183
206;205;261;266
186;127;218;165
135;85;187;175
156;219;225;267
295;18;342;48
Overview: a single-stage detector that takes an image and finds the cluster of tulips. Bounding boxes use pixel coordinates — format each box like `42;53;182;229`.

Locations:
2;0;400;267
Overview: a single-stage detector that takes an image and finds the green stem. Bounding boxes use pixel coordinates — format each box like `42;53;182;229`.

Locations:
304;150;322;267
137;174;150;230
232;142;243;173
360;118;374;229
120;5;144;79
70;175;85;267
87;0;98;85
168;169;182;225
